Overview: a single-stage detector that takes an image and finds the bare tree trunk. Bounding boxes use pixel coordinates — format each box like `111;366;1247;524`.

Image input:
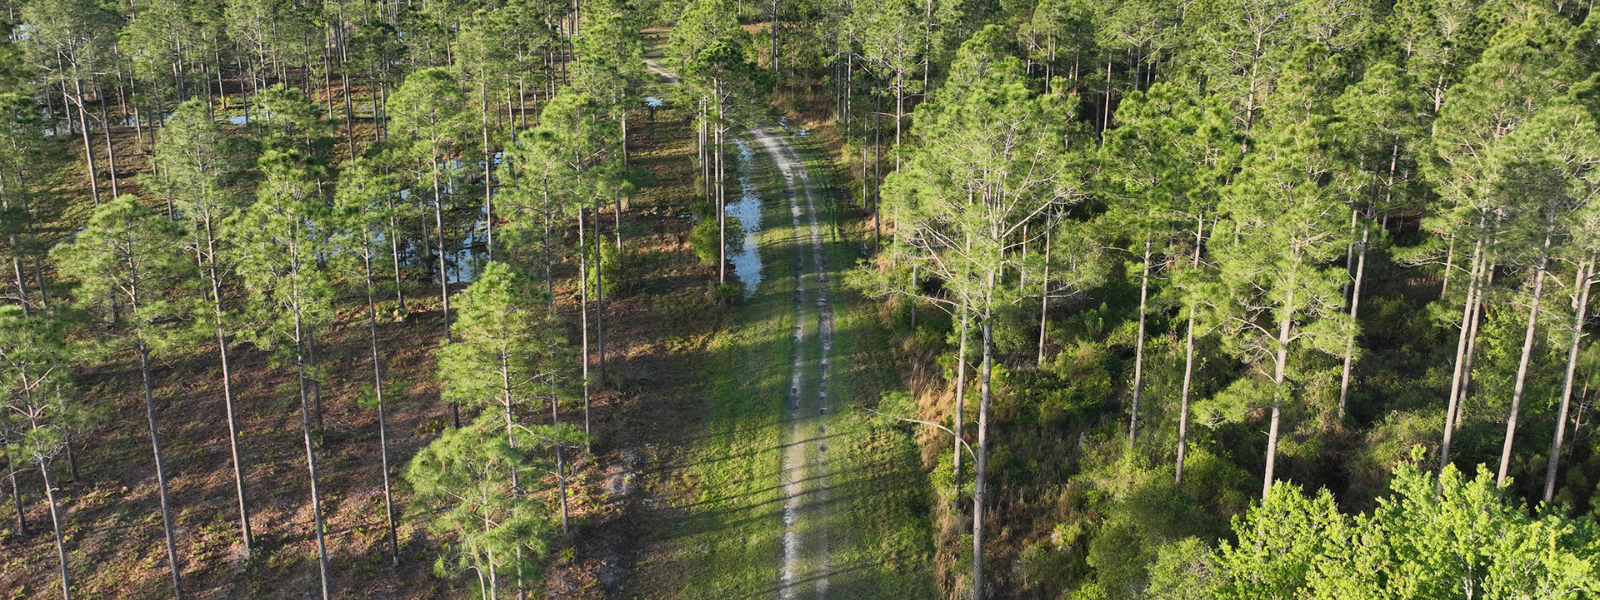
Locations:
203;221;252;553
363;252;400;566
386;195;406;313
1037;225;1051;366
432;156;458;428
1545;257;1592;502
4;444;23;537
952;308;968;503
1128;237;1151;449
38;456;69;600
1264;288;1294;499
1457;263;1495;430
295;303;332;600
591;197;605;452
72;78;101;204
971;310;993;600
96;83;118;198
482;78;494;262
1440;237;1485;476
1498;238;1551;487
1338;225;1370;419
552;376;570;534
579;206;592;452
136;341;185;599
1176;216;1204;486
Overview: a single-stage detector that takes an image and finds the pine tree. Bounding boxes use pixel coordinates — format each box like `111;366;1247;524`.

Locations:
865;26;1088;599
0;93;51;316
333;157;403;565
142;98;259;552
389;68;469;428
234;141;336;600
1424;17;1571;475
20;0;120;204
1101;81;1236;475
0;308;96;600
1197;76;1354;500
54;195;193;599
404;413;580;599
1329;60;1424;420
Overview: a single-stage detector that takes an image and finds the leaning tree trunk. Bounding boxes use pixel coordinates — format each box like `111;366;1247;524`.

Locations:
1545;257;1592;502
96;83;118;197
136;340;185;600
1457;262;1495;430
1498;238;1551;487
71;78;101;205
1128;237;1151;449
37;454;69;600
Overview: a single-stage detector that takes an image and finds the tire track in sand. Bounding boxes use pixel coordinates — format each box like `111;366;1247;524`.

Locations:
751;123;835;600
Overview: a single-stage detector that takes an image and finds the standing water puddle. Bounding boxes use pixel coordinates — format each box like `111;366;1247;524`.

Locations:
728;138;763;297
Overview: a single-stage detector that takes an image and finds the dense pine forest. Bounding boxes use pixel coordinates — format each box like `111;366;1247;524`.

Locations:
3;0;1600;598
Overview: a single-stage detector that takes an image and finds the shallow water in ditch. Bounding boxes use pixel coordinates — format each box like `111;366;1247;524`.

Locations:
728;137;763;297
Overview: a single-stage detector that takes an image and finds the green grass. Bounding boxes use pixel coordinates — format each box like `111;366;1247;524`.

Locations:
629;120;935;598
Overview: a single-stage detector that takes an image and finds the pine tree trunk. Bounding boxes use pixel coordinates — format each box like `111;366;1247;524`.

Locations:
1264;288;1294;499
1176;216;1204;485
1440;237;1485;475
1176;309;1196;486
552;375;570;534
72;78;100;205
1457;263;1494;430
1128;237;1151;449
482;78;494;262
591;198;604;453
1544;257;1591;502
716;92;727;284
1037;226;1051;366
38;455;69;600
363;252;399;566
432;156;458;428
96;83;118;197
386;195;406;313
295;301;332;600
1498;238;1551;487
1338;225;1370;419
579;206;592;451
952;308;968;503
203;221;253;552
5;436;24;537
971;311;993;600
137;341;185;599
